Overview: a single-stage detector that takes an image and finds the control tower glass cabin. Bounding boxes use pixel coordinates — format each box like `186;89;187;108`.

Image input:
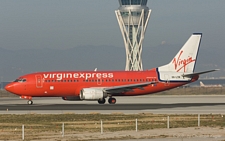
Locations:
115;0;151;71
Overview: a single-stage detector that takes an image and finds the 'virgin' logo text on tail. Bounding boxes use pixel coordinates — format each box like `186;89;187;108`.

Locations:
172;50;196;72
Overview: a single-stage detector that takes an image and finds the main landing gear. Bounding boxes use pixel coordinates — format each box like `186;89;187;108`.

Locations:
98;98;106;104
97;97;116;104
108;97;116;104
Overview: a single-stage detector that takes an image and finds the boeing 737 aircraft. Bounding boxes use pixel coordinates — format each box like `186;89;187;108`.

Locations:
5;33;218;105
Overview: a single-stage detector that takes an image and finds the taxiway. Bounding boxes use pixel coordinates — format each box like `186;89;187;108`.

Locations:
0;95;225;114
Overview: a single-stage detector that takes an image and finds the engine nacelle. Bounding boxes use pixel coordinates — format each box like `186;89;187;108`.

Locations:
62;96;81;101
79;88;106;100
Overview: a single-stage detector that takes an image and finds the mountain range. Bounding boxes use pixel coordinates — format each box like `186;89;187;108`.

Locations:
0;44;224;81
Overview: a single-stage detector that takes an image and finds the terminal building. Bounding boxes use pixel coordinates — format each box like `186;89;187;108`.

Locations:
115;0;151;71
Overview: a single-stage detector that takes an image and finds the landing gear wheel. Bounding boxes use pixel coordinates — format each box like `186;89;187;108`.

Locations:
27;100;33;105
108;97;116;104
98;98;105;104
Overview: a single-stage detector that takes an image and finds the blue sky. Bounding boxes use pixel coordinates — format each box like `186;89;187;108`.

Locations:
0;0;224;50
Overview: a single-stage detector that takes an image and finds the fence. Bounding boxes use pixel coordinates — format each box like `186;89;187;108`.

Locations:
0;114;224;140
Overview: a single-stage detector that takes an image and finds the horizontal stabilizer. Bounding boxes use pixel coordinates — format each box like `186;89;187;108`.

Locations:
182;69;219;78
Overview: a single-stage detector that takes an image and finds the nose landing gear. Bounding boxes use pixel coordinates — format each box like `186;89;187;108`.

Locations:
27;100;33;105
20;96;33;105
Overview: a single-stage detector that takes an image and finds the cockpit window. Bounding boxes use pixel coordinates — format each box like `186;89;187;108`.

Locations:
14;78;27;83
14;79;19;82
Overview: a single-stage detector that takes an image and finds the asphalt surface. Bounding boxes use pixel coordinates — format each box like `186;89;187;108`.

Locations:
1;95;225;114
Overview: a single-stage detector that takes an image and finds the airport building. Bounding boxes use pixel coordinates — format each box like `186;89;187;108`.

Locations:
115;0;151;71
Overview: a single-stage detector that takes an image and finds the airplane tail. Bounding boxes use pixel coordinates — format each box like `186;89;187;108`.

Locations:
158;33;202;73
200;81;205;87
157;33;219;82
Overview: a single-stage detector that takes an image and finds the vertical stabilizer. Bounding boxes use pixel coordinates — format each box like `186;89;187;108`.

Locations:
158;33;202;73
200;81;205;87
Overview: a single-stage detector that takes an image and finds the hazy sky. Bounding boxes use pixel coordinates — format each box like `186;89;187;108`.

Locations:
0;0;224;51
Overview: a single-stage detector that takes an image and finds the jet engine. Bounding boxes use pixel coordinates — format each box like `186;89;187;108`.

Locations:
62;96;81;101
79;88;106;100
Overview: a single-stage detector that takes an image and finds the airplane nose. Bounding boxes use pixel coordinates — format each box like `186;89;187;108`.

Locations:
5;83;14;93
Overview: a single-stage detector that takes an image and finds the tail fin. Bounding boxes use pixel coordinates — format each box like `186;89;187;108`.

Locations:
158;33;202;73
200;81;205;87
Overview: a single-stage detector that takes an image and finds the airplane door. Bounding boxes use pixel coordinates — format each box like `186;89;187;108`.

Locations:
164;74;170;86
36;75;43;88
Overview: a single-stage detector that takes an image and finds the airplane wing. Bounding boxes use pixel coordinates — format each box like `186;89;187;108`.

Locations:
103;81;157;94
182;69;219;78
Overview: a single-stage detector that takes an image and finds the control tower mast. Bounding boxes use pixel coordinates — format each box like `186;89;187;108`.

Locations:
115;0;151;71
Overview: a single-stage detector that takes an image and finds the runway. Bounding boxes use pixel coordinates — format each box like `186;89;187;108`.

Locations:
0;95;225;114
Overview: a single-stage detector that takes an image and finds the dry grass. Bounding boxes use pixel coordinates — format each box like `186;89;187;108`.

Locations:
0;113;224;140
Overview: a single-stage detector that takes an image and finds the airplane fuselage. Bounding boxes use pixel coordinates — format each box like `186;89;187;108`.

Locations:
6;68;198;98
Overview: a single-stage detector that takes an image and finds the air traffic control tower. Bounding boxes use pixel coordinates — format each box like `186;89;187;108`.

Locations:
115;0;151;71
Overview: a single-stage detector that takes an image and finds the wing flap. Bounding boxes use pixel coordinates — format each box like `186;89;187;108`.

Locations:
104;81;157;94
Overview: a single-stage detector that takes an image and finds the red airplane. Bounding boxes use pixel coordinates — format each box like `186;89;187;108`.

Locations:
5;33;218;105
